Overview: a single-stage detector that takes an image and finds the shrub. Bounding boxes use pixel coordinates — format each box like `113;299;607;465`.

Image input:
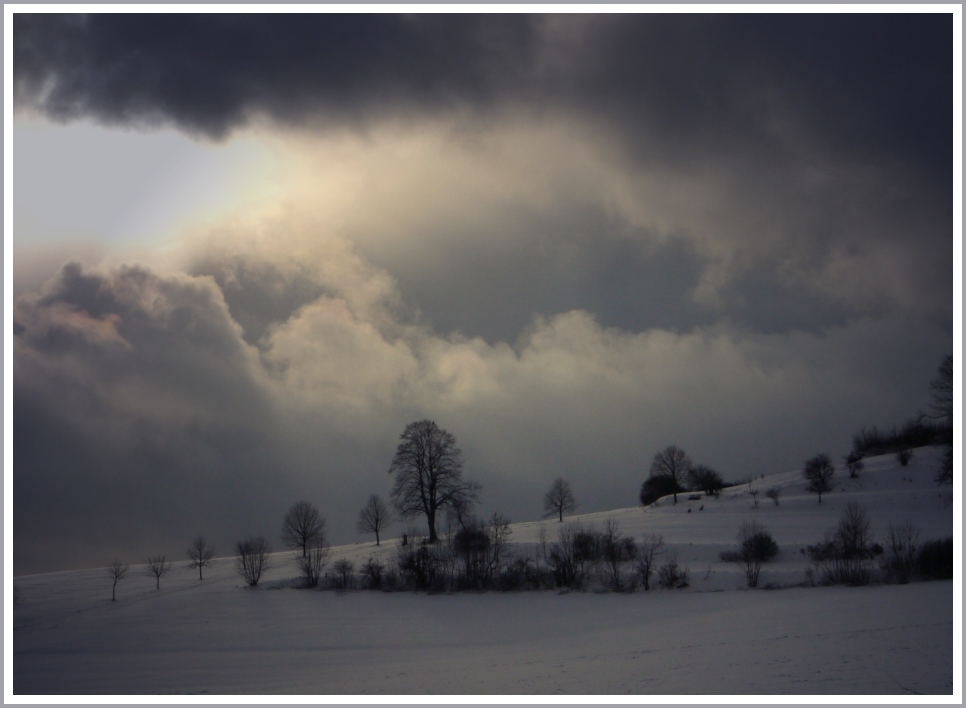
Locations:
360;557;385;590
657;551;689;589
331;559;354;590
880;522;919;584
452;512;512;590
721;521;778;588
548;524;599;589
498;555;554;591
396;542;450;591
896;448;912;466
635;535;664;591
805;502;876;585
597;520;637;591
917;537;953;580
297;539;331;588
235;537;270;587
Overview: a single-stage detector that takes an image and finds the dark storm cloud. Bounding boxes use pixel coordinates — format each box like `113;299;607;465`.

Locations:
13;13;539;139
14;14;951;175
14;13;953;335
556;14;951;178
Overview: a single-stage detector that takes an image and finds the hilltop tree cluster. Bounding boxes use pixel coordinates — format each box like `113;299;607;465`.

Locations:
639;446;724;506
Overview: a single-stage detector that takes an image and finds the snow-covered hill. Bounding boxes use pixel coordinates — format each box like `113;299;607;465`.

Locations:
11;447;956;695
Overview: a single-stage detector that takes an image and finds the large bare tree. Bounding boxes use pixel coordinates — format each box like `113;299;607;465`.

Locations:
649;445;692;504
145;555;172;590
106;560;128;601
281;501;325;557
388;420;479;543
356;494;391;545
543;478;577;522
187;537;215;580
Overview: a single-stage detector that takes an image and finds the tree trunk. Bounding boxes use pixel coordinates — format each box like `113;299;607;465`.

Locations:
112;582;116;601
558;508;563;522
427;512;437;543
199;565;203;581
375;529;380;546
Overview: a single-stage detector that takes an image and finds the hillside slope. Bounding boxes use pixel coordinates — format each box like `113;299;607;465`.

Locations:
12;446;955;695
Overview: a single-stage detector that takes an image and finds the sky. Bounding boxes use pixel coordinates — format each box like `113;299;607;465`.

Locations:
10;11;956;575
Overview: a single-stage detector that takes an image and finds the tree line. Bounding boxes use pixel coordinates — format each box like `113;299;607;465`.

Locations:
103;355;952;598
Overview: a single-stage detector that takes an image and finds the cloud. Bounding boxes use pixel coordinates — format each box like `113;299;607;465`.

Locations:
14;14;950;177
171;119;951;342
14;243;950;574
13;14;540;139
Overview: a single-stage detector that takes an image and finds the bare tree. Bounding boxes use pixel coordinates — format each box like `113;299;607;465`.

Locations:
802;453;834;503
388;420;480;543
106;560;129;601
187;537;215;580
834;501;875;585
765;487;781;506
281;501;325;557
298;538;331;588
635;534;664;591
598;520;637;591
543;477;577;522
236;536;270;586
356;494;391;545
649;445;692;503
146;555;172;590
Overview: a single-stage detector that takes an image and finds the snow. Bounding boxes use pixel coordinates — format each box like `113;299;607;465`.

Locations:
11;447;956;696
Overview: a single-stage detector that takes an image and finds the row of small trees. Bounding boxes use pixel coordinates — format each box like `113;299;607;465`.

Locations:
338;520;680;594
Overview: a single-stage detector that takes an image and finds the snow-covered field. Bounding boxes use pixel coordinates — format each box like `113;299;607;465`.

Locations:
12;448;956;696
